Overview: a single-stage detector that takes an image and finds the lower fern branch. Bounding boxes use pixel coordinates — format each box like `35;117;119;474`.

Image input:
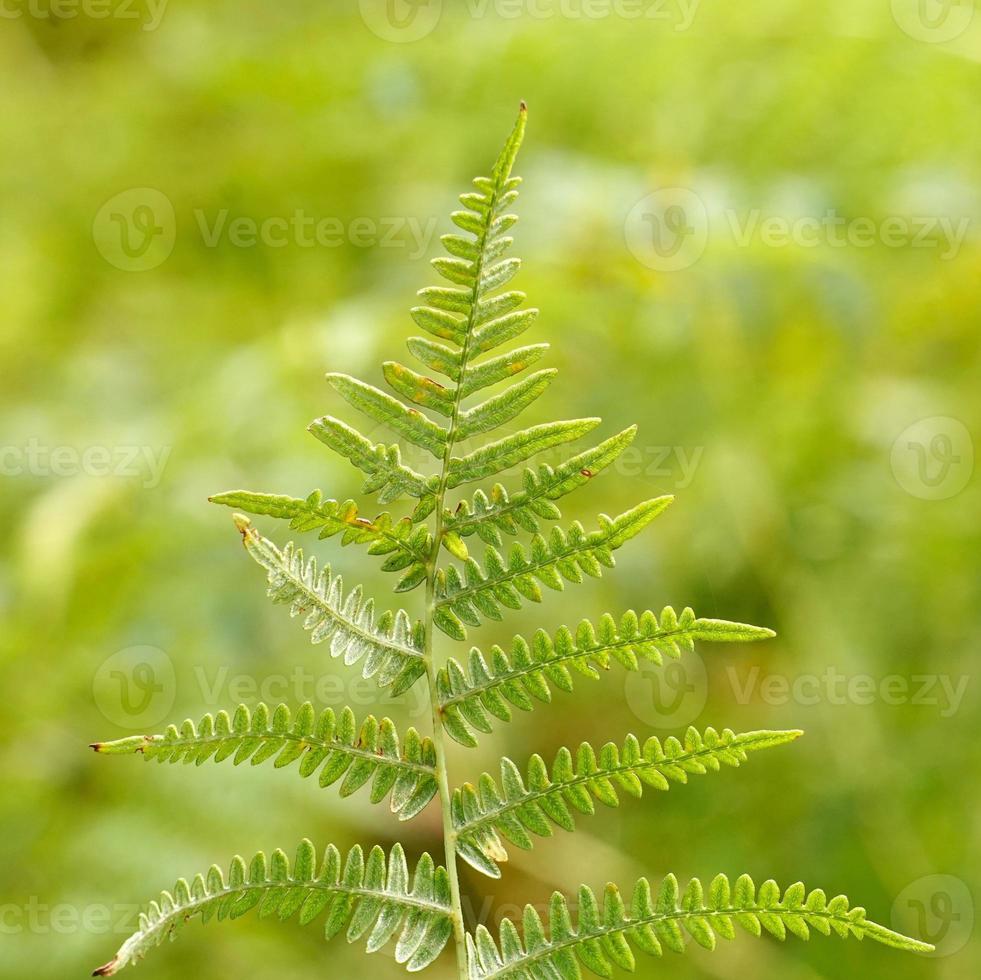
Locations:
466;873;934;979
93;840;453;976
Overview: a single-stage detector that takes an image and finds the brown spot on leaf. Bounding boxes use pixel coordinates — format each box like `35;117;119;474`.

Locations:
580;468;594;478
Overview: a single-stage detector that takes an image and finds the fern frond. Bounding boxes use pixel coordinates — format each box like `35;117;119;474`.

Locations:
438;607;775;745
451;728;801;878
326;373;448;458
93;840;453;976
307;415;436;506
234;516;427;695
466;874;933;978
445;418;602;489
458;343;551;396
210;490;432;591
432;499;672;641
92;702;438;821
444;427;638;546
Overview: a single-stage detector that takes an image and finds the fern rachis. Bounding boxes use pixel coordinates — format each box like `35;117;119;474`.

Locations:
92;104;931;978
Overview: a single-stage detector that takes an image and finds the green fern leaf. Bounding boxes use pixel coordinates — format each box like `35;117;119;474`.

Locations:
234;516;427;695
307;415;436;505
437;606;774;745
445;418;602;489
92;840;453;976
458;343;551;395
326;373;448;457
444;426;638;546
466;874;933;978
210;490;432;590
455;368;558;440
432;499;672;641
92;702;438;821
383;361;458;417
451;728;801;878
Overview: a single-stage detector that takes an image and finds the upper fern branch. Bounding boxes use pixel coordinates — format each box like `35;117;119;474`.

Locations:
437;606;775;745
211;490;432;591
307;415;436;506
234;516;427;696
91;702;438;821
450;728;801;878
93;840;453;976
433;498;672;641
466;874;933;978
443;427;637;546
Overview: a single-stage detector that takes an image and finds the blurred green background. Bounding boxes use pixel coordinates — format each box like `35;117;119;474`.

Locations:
1;1;978;977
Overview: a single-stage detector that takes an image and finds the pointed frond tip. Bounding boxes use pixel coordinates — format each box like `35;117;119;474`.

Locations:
92;840;454;976
451;728;801;878
92;702;438;821
466;874;933;978
211;490;432;590
438;605;774;745
433;498;673;641
232;517;427;696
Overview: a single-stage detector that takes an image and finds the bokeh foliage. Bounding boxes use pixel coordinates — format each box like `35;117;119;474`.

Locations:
0;1;978;978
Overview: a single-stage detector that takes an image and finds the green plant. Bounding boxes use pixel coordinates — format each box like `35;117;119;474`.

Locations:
91;104;931;979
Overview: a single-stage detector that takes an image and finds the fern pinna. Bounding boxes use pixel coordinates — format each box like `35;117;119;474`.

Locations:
92;104;931;978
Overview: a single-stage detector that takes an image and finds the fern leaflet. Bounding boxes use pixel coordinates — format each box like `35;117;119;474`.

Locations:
94;841;453;976
235;516;427;695
437;606;772;745
466;874;933;978
211;490;432;590
433;499;672;640
92;702;438;821
451;728;800;877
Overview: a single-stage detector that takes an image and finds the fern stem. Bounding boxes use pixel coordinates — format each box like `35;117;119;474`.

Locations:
421;106;528;980
423;573;470;980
